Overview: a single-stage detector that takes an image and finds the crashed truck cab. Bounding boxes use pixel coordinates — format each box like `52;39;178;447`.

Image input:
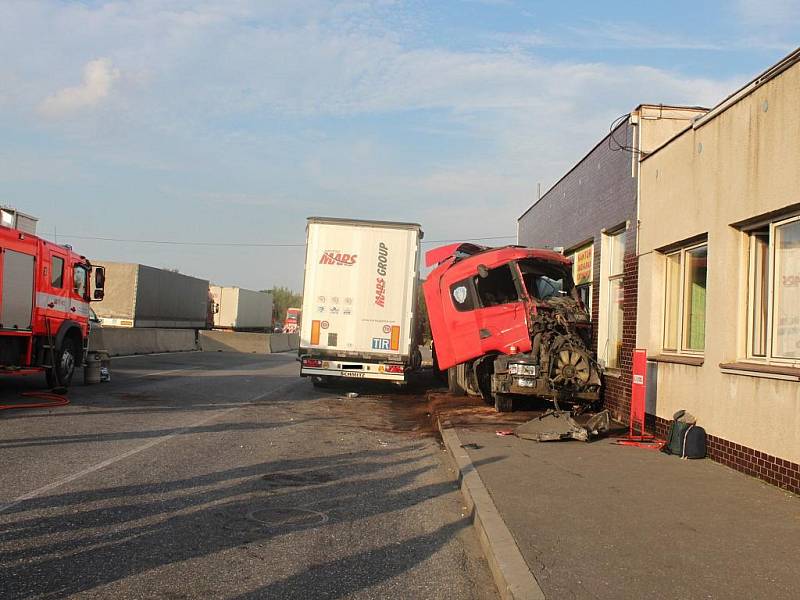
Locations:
424;243;601;412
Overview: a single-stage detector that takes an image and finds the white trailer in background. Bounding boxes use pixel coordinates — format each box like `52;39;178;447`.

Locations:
209;286;273;331
299;217;423;385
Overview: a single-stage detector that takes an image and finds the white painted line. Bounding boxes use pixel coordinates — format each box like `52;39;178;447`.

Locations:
108;351;201;359
0;380;301;515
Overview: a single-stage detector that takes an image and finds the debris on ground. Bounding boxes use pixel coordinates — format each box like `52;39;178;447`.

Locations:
346;392;359;398
495;429;515;436
460;443;483;450
516;409;611;442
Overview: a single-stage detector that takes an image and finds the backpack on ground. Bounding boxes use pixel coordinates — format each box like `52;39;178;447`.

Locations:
681;425;707;459
662;409;701;457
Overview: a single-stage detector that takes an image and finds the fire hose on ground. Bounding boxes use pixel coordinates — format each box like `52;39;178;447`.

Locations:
0;390;70;412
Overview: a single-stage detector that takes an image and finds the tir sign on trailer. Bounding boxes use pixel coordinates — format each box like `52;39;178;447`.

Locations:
299;217;423;384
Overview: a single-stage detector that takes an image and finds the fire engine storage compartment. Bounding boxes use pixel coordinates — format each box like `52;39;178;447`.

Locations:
210;286;273;331
299;217;423;383
93;262;209;328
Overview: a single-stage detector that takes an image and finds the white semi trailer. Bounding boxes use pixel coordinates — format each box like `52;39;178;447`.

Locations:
209;286;273;331
298;217;423;385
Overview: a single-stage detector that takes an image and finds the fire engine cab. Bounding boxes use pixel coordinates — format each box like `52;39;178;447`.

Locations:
0;220;105;388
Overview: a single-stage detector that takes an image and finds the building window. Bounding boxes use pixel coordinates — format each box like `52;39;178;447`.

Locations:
603;230;625;368
663;242;708;353
747;214;800;362
570;243;593;313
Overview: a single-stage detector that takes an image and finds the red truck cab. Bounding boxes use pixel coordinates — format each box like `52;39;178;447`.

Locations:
424;243;600;412
0;225;105;387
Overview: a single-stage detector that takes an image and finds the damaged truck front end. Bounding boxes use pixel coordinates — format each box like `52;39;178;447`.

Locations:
424;243;601;412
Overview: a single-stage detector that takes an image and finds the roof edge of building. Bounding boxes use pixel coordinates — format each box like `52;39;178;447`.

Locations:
693;46;800;131
517;118;628;223
518;103;710;222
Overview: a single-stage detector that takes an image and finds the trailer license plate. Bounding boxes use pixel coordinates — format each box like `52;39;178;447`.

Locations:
342;371;365;378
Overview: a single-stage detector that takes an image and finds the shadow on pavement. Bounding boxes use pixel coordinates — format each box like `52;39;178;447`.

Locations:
0;444;504;598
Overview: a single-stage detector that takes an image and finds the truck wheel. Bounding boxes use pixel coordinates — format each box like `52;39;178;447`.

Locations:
48;337;78;388
447;367;465;396
494;393;513;413
311;375;331;388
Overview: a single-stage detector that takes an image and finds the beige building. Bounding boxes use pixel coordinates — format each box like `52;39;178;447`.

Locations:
638;49;800;492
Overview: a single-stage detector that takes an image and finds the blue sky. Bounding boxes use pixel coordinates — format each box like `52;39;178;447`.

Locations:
1;0;797;291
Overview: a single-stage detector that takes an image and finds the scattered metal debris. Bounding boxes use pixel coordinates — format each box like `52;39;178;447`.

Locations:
495;429;515;436
460;443;483;450
516;409;611;442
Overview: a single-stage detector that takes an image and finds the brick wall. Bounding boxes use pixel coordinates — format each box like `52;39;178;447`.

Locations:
648;415;800;495
518;120;637;422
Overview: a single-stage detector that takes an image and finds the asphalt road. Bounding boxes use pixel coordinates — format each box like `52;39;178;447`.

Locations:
0;352;497;599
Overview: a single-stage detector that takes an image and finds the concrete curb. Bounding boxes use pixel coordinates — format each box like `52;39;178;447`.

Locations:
439;420;545;600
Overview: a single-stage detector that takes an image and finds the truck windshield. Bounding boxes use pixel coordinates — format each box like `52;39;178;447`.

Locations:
517;259;572;301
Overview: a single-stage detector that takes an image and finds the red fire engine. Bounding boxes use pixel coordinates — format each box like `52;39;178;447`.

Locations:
0;223;105;388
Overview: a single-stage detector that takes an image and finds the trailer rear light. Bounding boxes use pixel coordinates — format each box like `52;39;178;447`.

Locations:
384;364;404;374
303;358;322;368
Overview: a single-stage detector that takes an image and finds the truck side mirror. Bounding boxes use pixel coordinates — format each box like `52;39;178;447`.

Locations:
477;264;489;278
94;289;105;300
95;266;105;289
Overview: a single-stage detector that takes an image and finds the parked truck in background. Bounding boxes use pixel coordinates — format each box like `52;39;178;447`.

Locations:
424;243;601;412
0;217;106;387
209;286;273;331
298;217;423;385
282;307;301;334
93;262;209;328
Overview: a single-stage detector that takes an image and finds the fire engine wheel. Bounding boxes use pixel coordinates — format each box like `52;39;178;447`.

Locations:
493;393;513;413
47;338;78;388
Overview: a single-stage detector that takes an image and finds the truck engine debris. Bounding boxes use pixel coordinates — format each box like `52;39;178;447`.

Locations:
424;243;602;413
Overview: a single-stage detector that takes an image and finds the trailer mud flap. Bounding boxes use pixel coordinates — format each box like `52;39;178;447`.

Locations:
516;409;610;442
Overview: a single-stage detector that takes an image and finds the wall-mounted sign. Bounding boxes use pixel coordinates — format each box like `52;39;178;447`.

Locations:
572;244;594;285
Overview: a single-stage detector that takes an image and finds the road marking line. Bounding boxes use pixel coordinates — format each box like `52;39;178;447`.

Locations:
0;380;301;515
105;351;201;359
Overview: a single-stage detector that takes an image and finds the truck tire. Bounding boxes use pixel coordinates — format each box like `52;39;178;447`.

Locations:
47;336;78;388
493;393;513;413
311;375;332;388
448;367;465;396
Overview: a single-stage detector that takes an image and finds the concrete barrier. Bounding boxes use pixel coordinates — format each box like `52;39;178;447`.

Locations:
90;328;299;357
288;333;300;350
198;330;271;353
89;327;197;357
269;334;290;353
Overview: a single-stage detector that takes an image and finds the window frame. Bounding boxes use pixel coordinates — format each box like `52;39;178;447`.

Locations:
73;264;89;300
474;263;522;308
602;229;626;370
661;241;708;356
745;213;800;365
50;254;65;289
